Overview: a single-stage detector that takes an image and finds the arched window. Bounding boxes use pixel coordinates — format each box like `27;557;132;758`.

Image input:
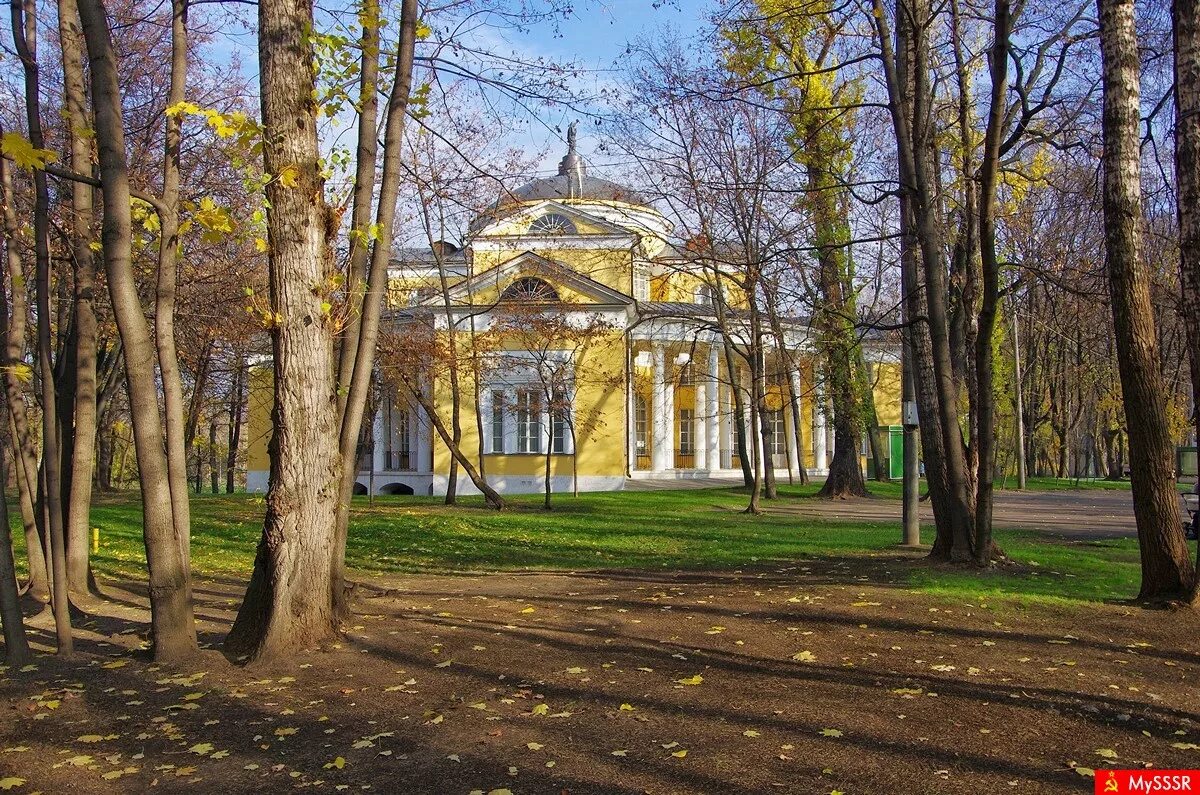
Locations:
695;284;716;307
528;213;577;236
501;277;560;302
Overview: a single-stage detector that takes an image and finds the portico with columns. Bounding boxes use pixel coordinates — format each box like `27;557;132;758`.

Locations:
627;321;832;481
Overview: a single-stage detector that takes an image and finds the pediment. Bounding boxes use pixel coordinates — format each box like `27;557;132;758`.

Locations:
427;251;633;308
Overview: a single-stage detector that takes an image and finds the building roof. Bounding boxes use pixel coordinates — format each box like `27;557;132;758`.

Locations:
496;122;650;208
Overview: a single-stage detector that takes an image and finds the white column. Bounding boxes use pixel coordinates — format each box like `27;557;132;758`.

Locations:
706;345;721;471
694;376;707;471
739;367;755;470
814;368;828;471
626;357;637;473
663;354;676;469
787;368;802;478
417;386;433;474
371;402;386;472
652;344;668;471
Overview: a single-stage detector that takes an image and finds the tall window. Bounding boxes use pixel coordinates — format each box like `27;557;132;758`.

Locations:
679;408;695;454
768;409;786;455
551;389;569;454
633;266;650;301
635;395;648;454
695;284;715;306
516;389;541;453
677;363;694;386
491;390;505;454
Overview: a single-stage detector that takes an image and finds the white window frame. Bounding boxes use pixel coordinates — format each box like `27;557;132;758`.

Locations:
515;388;542;454
489;389;506;454
679;408;695;455
633;265;650;301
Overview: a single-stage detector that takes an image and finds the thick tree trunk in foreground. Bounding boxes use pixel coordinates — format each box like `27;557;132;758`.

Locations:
1098;0;1195;600
76;0;198;659
1174;0;1200;602
226;0;343;660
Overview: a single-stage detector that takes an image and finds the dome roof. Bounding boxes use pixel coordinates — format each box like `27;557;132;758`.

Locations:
500;122;650;207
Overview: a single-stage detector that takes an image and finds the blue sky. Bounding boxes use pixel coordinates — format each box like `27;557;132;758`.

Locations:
470;0;716;179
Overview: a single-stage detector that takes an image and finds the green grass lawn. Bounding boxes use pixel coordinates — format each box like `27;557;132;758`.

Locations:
7;486;1144;608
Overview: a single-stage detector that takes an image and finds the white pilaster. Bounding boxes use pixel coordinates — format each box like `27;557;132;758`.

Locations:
814;369;827;471
652;345;669;471
706;345;721;471
787;368;802;477
626;352;637;473
664;354;676;469
416;387;433;474
371;402;385;473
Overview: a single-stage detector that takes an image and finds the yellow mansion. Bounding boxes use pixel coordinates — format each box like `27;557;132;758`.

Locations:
246;133;902;495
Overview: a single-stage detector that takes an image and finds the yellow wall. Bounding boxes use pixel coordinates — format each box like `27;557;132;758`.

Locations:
245;366;274;472
429;329;628;478
871;361;903;427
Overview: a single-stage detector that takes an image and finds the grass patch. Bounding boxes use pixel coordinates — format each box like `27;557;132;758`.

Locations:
7;486;1143;607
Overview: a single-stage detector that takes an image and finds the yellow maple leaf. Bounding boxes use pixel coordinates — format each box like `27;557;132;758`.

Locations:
2;132;57;169
0;778;26;791
277;166;300;188
676;674;703;686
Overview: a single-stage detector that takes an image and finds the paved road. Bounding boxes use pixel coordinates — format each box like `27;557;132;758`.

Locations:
626;476;1192;539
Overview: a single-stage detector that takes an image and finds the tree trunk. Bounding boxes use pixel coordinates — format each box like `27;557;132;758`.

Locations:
1098;0;1196;600
154;0;195;572
330;0;420;617
0;140;50;603
77;0;198;660
210;418;220;493
12;0;73;653
875;0;974;560
225;0;345;661
0;434;31;665
404;378;505;508
723;343;754;488
227;355;245;493
58;0;101;598
1174;0;1200;602
973;0;1012;565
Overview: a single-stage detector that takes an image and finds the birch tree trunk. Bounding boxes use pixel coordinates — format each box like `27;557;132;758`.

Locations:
1098;0;1196;600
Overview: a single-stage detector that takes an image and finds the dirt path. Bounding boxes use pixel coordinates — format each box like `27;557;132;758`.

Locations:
767;488;1156;540
3;559;1199;794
